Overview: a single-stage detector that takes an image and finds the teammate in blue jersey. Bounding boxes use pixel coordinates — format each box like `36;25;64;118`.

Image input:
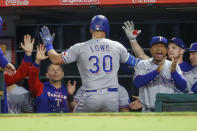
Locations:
39;15;139;112
184;43;197;93
134;36;187;112
28;44;76;113
122;21;192;73
0;16;16;75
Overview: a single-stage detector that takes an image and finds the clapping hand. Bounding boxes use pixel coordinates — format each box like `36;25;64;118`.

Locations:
170;58;177;73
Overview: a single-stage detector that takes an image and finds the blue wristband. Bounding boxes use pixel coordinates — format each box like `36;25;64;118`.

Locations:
24;54;32;63
46;44;54;52
33;62;40;68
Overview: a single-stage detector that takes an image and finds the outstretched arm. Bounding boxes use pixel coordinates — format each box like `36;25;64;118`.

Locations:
40;26;64;65
48;50;63;64
28;44;48;97
122;21;150;60
5;34;34;86
129;40;150;60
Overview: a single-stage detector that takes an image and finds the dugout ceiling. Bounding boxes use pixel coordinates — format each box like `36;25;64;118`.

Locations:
1;1;197;23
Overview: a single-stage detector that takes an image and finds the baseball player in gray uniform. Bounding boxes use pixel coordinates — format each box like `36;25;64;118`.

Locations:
74;85;130;112
7;83;34;113
184;43;197;93
134;36;187;112
39;15;139;112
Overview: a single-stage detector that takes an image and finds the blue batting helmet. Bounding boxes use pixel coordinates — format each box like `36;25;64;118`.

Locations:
150;36;168;47
189;42;197;52
90;15;110;37
0;16;3;36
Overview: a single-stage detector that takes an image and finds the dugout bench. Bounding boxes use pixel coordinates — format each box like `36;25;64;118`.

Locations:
155;93;197;112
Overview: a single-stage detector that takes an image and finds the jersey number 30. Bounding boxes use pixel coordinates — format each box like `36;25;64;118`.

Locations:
89;55;112;73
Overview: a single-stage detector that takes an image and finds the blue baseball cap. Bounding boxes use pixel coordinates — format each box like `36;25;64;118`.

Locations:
189;42;197;52
170;38;186;49
150;36;168;47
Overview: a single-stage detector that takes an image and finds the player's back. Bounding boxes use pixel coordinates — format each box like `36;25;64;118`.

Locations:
76;38;129;90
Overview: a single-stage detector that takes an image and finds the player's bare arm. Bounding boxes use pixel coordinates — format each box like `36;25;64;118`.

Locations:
122;21;150;60
47;49;64;64
40;26;64;65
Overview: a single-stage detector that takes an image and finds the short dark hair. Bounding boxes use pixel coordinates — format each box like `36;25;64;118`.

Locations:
45;62;63;73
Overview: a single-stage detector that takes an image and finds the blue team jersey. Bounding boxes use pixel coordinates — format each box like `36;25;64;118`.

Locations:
35;82;70;113
179;61;193;73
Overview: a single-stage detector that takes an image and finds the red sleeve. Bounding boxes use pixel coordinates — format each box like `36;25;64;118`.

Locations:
4;60;30;86
28;64;44;97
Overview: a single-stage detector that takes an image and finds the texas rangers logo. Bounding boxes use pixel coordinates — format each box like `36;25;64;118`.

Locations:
95;25;100;30
159;36;163;41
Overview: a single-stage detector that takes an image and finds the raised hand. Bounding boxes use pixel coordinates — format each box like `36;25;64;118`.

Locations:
67;80;76;96
35;44;48;64
20;34;35;56
4;63;16;76
170;58;177;73
157;56;166;73
39;26;55;52
122;21;141;41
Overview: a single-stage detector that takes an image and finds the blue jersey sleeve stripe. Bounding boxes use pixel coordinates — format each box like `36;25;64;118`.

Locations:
134;70;159;88
23;54;32;63
171;71;187;92
191;82;197;93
